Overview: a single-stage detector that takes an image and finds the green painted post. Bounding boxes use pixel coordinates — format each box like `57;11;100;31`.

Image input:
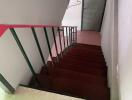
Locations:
76;27;78;43
62;27;66;49
10;28;36;76
70;27;72;45
58;27;63;56
66;27;69;47
31;27;46;66
52;27;59;60
0;73;15;93
69;27;71;46
71;27;75;45
43;28;53;61
72;27;75;44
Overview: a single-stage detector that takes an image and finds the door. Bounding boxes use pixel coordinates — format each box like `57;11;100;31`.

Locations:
81;0;106;31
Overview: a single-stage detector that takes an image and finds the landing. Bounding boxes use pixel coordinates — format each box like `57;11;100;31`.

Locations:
77;31;101;46
7;86;83;100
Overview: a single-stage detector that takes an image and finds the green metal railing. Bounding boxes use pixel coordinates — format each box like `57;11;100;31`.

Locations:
0;25;77;92
0;73;15;93
31;27;46;66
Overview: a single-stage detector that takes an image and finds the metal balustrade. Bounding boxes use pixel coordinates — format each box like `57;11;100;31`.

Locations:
0;24;77;93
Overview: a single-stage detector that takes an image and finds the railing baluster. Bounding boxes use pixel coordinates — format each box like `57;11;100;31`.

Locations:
62;27;66;49
43;28;53;61
31;27;46;66
10;28;36;77
66;27;69;47
70;27;73;45
72;27;74;44
75;27;77;43
69;27;71;46
52;27;59;60
0;73;15;93
74;27;76;43
72;27;75;44
58;27;63;56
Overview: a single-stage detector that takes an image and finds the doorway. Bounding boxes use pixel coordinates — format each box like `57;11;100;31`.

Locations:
81;0;106;32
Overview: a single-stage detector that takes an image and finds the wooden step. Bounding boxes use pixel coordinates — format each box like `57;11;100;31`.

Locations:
52;78;109;100
63;55;105;63
74;43;101;49
54;63;107;76
64;52;105;59
38;74;109;100
59;60;107;68
60;58;106;66
30;43;109;100
53;68;107;85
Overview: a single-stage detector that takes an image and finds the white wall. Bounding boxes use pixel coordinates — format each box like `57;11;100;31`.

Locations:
0;87;7;100
0;0;69;89
118;0;132;100
62;0;82;30
101;0;119;99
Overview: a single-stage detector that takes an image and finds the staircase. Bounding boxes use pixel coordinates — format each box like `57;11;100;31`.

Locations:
0;25;109;100
30;43;109;100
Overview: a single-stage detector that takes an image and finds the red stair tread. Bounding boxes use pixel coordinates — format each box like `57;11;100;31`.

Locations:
69;47;102;52
60;58;106;66
74;43;101;49
52;68;107;85
59;59;107;68
55;63;107;75
64;52;104;59
68;47;102;52
52;78;109;100
37;74;109;100
67;51;103;57
63;55;105;63
37;43;109;99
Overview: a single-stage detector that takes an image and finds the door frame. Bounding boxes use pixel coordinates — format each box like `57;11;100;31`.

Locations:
81;0;84;31
81;0;107;32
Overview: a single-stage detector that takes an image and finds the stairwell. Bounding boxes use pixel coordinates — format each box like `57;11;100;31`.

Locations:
29;31;110;100
0;24;110;100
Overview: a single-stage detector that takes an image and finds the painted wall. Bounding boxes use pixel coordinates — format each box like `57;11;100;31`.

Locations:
62;0;82;30
101;0;119;99
0;0;69;89
118;0;132;100
0;87;8;100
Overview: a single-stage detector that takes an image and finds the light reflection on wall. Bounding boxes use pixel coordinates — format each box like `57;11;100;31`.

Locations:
0;87;7;100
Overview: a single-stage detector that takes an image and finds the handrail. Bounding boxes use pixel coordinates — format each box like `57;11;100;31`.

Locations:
0;24;78;90
0;24;77;37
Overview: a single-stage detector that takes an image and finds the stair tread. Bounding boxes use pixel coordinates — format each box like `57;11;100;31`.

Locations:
63;55;105;63
74;43;101;49
68;49;103;54
53;68;107;84
52;78;109;100
64;53;104;58
32;43;109;100
59;61;107;69
55;63;107;75
38;74;109;100
60;58;106;66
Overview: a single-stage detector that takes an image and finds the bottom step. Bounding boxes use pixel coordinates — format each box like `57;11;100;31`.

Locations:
38;74;109;100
